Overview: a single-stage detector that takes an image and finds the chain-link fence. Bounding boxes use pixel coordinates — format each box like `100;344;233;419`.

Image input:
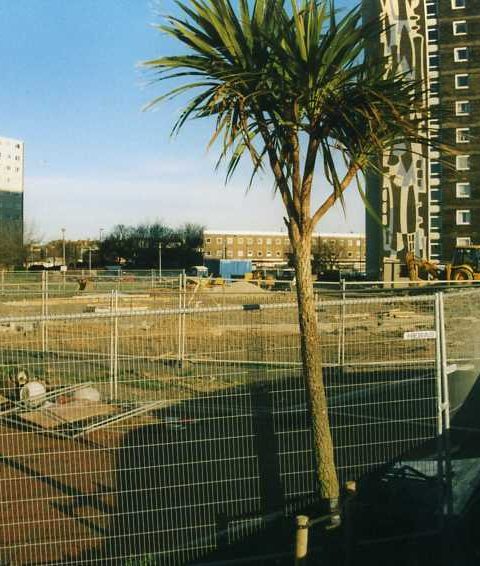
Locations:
0;288;471;564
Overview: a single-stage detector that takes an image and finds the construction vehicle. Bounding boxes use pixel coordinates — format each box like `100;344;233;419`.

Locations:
406;245;480;281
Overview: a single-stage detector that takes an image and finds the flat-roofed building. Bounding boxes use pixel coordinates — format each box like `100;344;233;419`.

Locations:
203;230;365;269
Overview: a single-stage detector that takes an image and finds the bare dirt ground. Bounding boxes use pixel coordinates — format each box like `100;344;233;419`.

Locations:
0;423;121;565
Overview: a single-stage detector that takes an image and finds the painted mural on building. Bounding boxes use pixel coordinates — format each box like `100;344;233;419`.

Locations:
366;0;430;263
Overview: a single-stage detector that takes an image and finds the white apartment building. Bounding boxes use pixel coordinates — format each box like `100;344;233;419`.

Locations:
0;136;24;230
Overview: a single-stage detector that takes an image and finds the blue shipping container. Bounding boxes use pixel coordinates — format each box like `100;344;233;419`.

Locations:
204;259;252;279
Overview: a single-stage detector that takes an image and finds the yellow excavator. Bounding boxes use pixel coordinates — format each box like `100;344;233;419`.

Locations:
406;245;480;282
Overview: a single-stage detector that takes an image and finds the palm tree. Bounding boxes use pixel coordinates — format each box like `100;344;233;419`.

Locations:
143;0;432;511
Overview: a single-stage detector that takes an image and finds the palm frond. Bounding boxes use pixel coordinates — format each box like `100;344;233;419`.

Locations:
144;0;447;231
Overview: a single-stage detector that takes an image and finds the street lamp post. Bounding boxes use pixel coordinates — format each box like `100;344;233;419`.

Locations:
61;228;66;266
99;228;104;242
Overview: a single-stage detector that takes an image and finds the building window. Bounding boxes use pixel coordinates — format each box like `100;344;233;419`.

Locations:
237;250;244;257
456;209;471;225
431;188;441;201
205;251;211;257
457;237;471;246
237;238;243;244
430;161;442;176
428;28;438;43
426;3;437;16
257;251;263;257
455;74;469;89
456;182;471;197
428;54;439;68
456;155;470;170
247;238;253;244
266;250;272;257
456;100;470;115
454;47;469;62
430;81;440;95
205;237;211;244
226;237;233;244
216;250;223;257
276;251;281;257
266;238;272;244
429;118;440;133
275;238;281;244
247;250;253;257
451;0;466;8
216;237;222;244
227;250;233;257
430;216;441;229
356;240;361;246
453;20;467;35
456;128;470;143
257;238;263;244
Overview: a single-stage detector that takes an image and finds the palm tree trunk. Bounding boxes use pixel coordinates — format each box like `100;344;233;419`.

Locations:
292;233;339;504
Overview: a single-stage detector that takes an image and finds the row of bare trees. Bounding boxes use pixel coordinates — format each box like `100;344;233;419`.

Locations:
98;222;203;269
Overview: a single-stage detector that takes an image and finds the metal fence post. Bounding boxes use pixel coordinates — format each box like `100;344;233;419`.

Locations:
182;270;187;363
437;292;453;519
41;270;49;353
337;279;346;368
110;290;119;400
177;273;182;364
434;292;445;528
177;271;186;365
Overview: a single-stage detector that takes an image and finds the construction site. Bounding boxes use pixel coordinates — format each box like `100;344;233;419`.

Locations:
0;270;479;564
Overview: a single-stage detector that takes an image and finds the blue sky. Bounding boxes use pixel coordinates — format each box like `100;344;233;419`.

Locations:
0;0;363;241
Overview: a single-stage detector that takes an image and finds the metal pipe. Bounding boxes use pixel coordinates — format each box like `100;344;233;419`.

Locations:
61;227;66;266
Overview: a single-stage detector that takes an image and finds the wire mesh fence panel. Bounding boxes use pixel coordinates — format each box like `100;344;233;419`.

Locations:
442;288;480;445
0;291;449;564
0;271;185;318
272;295;441;494
0;303;301;565
443;289;480;364
322;295;440;481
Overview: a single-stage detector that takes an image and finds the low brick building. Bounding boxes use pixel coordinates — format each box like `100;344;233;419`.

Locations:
203;230;365;270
